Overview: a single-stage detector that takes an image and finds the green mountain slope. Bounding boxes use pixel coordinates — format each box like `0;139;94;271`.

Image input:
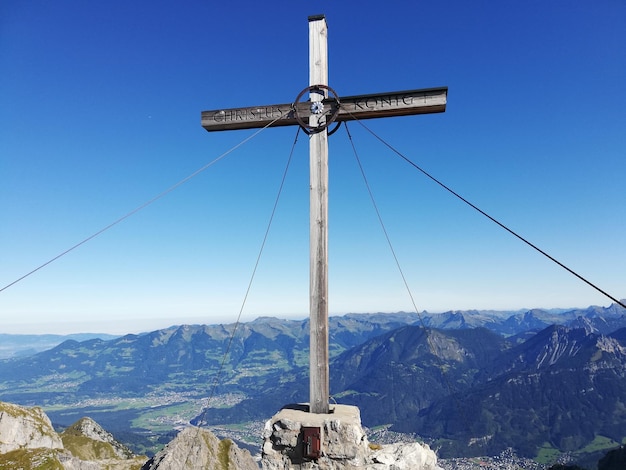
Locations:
2;306;626;461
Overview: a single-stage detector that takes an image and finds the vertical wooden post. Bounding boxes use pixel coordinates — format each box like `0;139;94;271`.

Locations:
308;14;329;415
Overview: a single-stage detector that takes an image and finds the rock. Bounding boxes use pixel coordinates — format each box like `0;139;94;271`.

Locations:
0;400;146;470
0;401;63;453
261;404;441;470
371;442;440;470
61;417;135;460
141;426;258;470
271;418;301;447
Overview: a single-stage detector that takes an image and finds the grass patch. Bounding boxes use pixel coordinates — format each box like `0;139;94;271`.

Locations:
0;448;64;470
218;439;232;469
62;434;118;460
579;435;620;454
535;442;560;465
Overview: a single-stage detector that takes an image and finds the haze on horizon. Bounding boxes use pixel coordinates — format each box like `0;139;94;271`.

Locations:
3;302;622;336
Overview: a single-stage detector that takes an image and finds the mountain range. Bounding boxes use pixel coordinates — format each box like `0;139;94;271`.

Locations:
1;303;626;463
0;332;119;359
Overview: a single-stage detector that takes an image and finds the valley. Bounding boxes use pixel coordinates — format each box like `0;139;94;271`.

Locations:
1;304;626;466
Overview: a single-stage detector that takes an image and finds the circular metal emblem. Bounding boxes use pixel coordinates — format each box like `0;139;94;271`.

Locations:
292;85;341;135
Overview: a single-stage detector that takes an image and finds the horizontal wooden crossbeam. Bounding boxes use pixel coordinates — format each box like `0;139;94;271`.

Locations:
201;87;447;132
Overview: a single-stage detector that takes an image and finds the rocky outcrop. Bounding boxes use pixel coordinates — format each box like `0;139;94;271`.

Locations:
370;442;440;470
261;404;441;470
0;401;63;453
61;417;135;460
141;426;258;470
0;399;440;469
0;401;145;469
0;400;256;470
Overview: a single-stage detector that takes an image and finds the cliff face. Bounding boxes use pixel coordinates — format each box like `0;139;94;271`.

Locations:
0;401;63;454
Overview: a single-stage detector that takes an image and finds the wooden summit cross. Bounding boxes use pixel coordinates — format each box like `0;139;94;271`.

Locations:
201;15;447;415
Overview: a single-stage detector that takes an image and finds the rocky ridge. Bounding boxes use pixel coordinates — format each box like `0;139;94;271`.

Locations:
0;400;259;469
0;401;145;469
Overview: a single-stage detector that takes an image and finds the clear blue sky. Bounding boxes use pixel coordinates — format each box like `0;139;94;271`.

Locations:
1;1;625;334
